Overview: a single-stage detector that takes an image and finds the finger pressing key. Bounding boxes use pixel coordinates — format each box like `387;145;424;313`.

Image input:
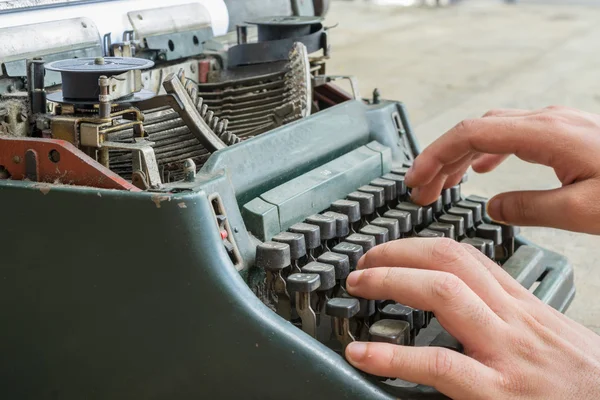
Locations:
345;267;506;349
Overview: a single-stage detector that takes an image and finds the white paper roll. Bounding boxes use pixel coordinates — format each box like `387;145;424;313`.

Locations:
0;0;229;38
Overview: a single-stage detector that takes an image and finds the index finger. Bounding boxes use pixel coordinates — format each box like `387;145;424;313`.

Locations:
404;115;569;189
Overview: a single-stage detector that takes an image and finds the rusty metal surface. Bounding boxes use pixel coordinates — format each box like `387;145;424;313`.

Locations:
0;136;139;191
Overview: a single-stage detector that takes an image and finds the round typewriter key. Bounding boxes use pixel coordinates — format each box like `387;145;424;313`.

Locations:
450;185;461;203
345;233;376;253
439;214;465;237
447;207;474;230
383;210;412;233
441;188;452;207
346;192;375;216
287;273;321;293
326;297;360;318
370;217;400;240
317;252;350;280
332;242;363;270
456;200;483;224
370;178;397;202
305;214;336;241
330;199;361;223
358;185;385;208
461;237;486;253
427;222;456;240
417;228;444;238
391;167;409;176
359;225;389;245
381;173;407;196
272;232;306;260
323;211;350;238
302;262;336;291
255;241;290;270
476;223;503;246
396;202;423;226
429;196;443;214
369;319;411;345
289;223;321;250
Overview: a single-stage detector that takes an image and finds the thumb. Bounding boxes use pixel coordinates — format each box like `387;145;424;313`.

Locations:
486;184;589;232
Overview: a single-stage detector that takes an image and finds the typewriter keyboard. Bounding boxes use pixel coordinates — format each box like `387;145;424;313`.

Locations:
252;164;520;366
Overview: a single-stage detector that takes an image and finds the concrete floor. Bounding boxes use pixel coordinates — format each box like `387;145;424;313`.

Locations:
324;1;600;332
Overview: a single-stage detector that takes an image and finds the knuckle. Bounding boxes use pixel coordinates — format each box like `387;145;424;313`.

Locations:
432;272;464;302
431;238;468;265
388;347;405;371
429;349;454;379
454;119;478;138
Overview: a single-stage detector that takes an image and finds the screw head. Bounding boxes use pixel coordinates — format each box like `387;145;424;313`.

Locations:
13;155;21;164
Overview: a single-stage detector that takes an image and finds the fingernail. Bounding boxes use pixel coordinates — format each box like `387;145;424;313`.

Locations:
486;198;504;223
346;342;368;362
346;270;363;288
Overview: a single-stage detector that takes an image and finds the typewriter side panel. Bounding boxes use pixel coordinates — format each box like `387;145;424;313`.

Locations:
0;180;396;400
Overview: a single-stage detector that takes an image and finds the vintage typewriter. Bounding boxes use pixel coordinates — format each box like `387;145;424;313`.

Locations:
0;1;575;399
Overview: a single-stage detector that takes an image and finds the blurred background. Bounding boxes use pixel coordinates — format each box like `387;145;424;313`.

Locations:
323;0;600;332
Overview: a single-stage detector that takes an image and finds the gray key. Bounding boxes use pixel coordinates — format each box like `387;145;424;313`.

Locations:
369;319;411;345
465;195;488;215
476;223;503;246
256;242;291;270
461;237;486;253
289;223;321;250
478;238;495;260
306;214;336;241
391;167;409;175
381;303;414;326
441;188;452;207
439;214;465;237
358;185;385;208
301;262;336;291
287;273;320;338
383;210;412;233
396;202;423;226
360;225;389;245
347;191;375;216
256;242;292;320
417;229;444;238
330;200;361;223
323;211;350;238
332;242;363;270
450;185;461;203
381;173;407;196
456;200;483;224
318;252;350;280
427;222;456;240
326;298;360;351
429;196;443;214
370;178;397;202
371;217;400;240
447;207;474;230
422;206;434;226
272;232;306;260
346;233;376;253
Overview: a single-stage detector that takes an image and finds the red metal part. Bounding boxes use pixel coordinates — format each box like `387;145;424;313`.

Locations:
0;136;140;191
198;60;211;83
314;83;353;108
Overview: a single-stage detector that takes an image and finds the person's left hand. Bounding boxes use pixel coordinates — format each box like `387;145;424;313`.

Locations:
344;238;600;400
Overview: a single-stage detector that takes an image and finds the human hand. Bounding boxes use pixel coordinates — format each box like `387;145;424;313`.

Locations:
404;106;600;234
344;238;600;400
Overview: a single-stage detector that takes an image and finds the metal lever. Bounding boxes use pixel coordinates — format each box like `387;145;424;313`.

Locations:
136;73;227;153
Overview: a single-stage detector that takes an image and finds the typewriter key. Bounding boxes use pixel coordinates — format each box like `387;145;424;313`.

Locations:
359;225;389;245
370;217;400;240
332;242;363;271
447;207;474;230
427;222;456;240
439;214;466;238
317;252;350;281
306;214;336;241
326;298;360;352
370;178;397;203
456;200;483;224
461;237;486;254
323;211;350;239
287;273;320;338
476;223;503;246
383;210;412;235
330;200;361;224
358;185;385;208
347;191;375;216
369;319;411;345
417;229;444;238
272;232;306;274
345;233;376;253
256;242;292;320
396;202;423;227
381;173;407;197
289;223;321;260
450;185;461;203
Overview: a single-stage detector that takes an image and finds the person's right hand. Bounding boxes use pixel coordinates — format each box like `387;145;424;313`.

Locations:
405;106;600;234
